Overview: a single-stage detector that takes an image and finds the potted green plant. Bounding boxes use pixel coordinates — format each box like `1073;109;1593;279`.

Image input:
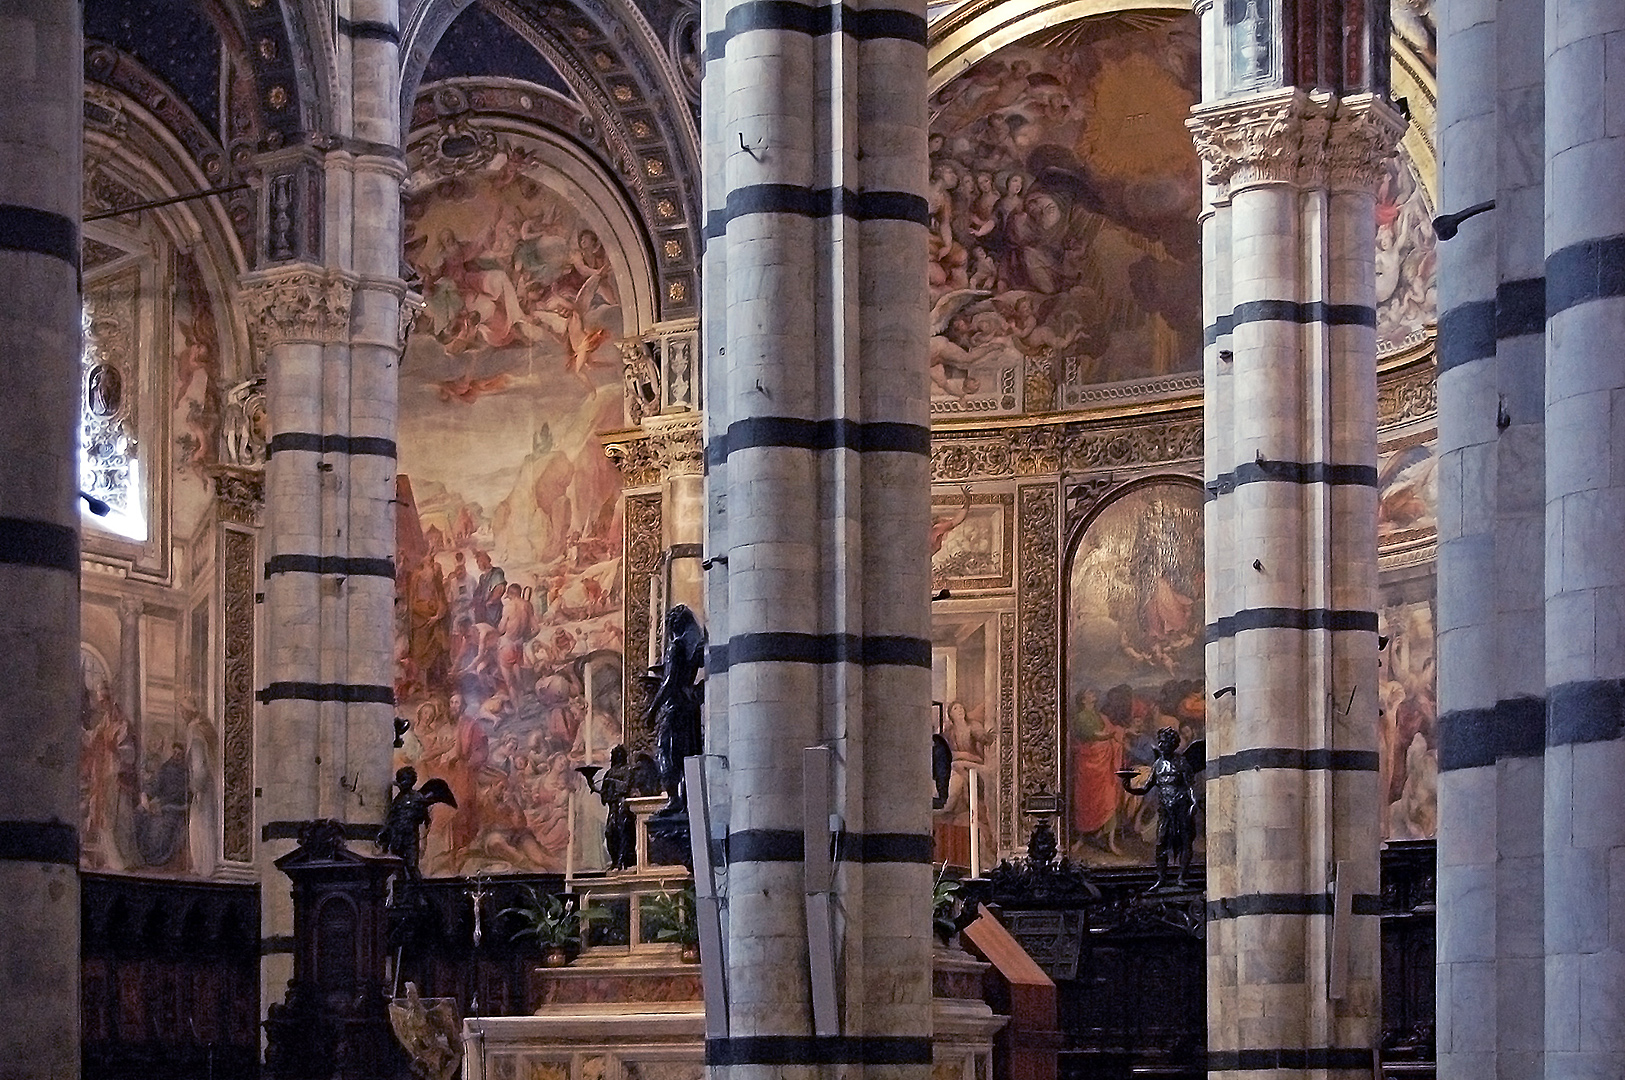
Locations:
501;887;608;967
642;884;700;962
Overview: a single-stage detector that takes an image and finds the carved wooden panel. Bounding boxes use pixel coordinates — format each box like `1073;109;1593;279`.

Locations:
624;491;663;753
221;526;255;862
1016;484;1060;832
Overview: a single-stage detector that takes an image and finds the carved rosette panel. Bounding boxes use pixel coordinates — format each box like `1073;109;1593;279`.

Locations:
1378;358;1437;427
237;267;355;354
1065;419;1203;472
221;526;256;862
1016;484;1060;839
1188;88;1406;196
623;491;663;753
999;610;1016;852
932;438;1012;482
932;414;1203;484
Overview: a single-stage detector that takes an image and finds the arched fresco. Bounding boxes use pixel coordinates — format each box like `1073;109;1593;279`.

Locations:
927;15;1204;414
393;127;639;876
1065;478;1205;867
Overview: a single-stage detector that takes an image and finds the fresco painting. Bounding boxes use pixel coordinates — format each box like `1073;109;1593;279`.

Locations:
1375;153;1438;351
395;149;628;876
1378;435;1437;546
930;489;1012;591
927;15;1203;409
932;612;1001;868
1378;584;1437;841
1066;481;1205;866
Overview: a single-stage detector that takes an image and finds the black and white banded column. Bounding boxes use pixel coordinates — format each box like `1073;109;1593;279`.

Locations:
241;0;407;1013
700;0;933;1073
1189;0;1402;1073
0;0;81;1072
1433;0;1548;1071
1543;0;1625;1072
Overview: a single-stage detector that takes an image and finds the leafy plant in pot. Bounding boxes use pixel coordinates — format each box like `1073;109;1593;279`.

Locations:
642;884;700;962
933;871;964;947
501;888;608;967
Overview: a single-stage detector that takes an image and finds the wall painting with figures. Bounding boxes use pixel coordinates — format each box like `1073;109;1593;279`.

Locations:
1065;479;1205;867
394;139;631;877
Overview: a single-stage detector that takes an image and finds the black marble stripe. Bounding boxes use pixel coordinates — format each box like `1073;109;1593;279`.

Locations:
1547;234;1625;319
268;432;398;457
707;1036;931;1066
708;632;931;671
261;820;379;842
1206;892;1382;920
1206;748;1379;779
1202;300;1375;345
336;16;399;41
1206;1048;1375;1071
706;416;929;466
1437;696;1545;770
1497;276;1546;338
705;184;928;238
256;681;395;704
265;554;395;578
1204;460;1377;499
0;820;78;865
1205;607;1378;642
726;828;934;864
1547;678;1625;747
1437;298;1495;374
0;516;78;573
0;204;78;270
260;935;296;955
704;1;925;59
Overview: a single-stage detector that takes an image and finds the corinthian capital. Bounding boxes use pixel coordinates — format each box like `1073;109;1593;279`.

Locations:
645;413;704;477
1187;88;1404;196
237;267;356;351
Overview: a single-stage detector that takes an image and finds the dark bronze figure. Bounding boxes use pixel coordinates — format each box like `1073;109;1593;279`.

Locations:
1118;727;1204;890
577;744;637;871
645;604;705;817
378;766;457;879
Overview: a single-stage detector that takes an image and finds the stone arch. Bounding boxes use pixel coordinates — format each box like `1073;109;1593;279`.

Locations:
401;0;699;320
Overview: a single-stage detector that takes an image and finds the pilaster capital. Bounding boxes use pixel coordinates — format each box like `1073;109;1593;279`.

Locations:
1186;88;1405;196
645;412;704;477
236;266;356;351
209;466;266;527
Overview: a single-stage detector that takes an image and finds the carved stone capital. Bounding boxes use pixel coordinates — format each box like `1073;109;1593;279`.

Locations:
645;412;704;477
604;434;660;488
1187;88;1405;195
237;267;356;351
398;290;425;352
209;466;266;526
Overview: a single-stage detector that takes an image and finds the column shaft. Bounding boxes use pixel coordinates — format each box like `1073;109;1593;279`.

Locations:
0;0;82;1072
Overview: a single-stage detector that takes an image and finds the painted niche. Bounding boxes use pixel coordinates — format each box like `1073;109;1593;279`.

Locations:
1065;479;1205;867
928;14;1204;414
396;139;630;876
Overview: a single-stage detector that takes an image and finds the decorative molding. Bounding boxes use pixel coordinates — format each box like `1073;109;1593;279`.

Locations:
1377;355;1437;428
931;412;1204;483
623;491;663;754
999;610;1016;853
1016;484;1059;829
236;266;355;351
221;525;256;862
1187;87;1406;195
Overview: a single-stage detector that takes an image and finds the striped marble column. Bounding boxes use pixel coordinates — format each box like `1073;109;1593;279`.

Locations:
0;0;81;1073
1433;0;1548;1073
243;0;406;1016
1190;2;1403;1067
1543;0;1625;1073
700;0;933;1074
